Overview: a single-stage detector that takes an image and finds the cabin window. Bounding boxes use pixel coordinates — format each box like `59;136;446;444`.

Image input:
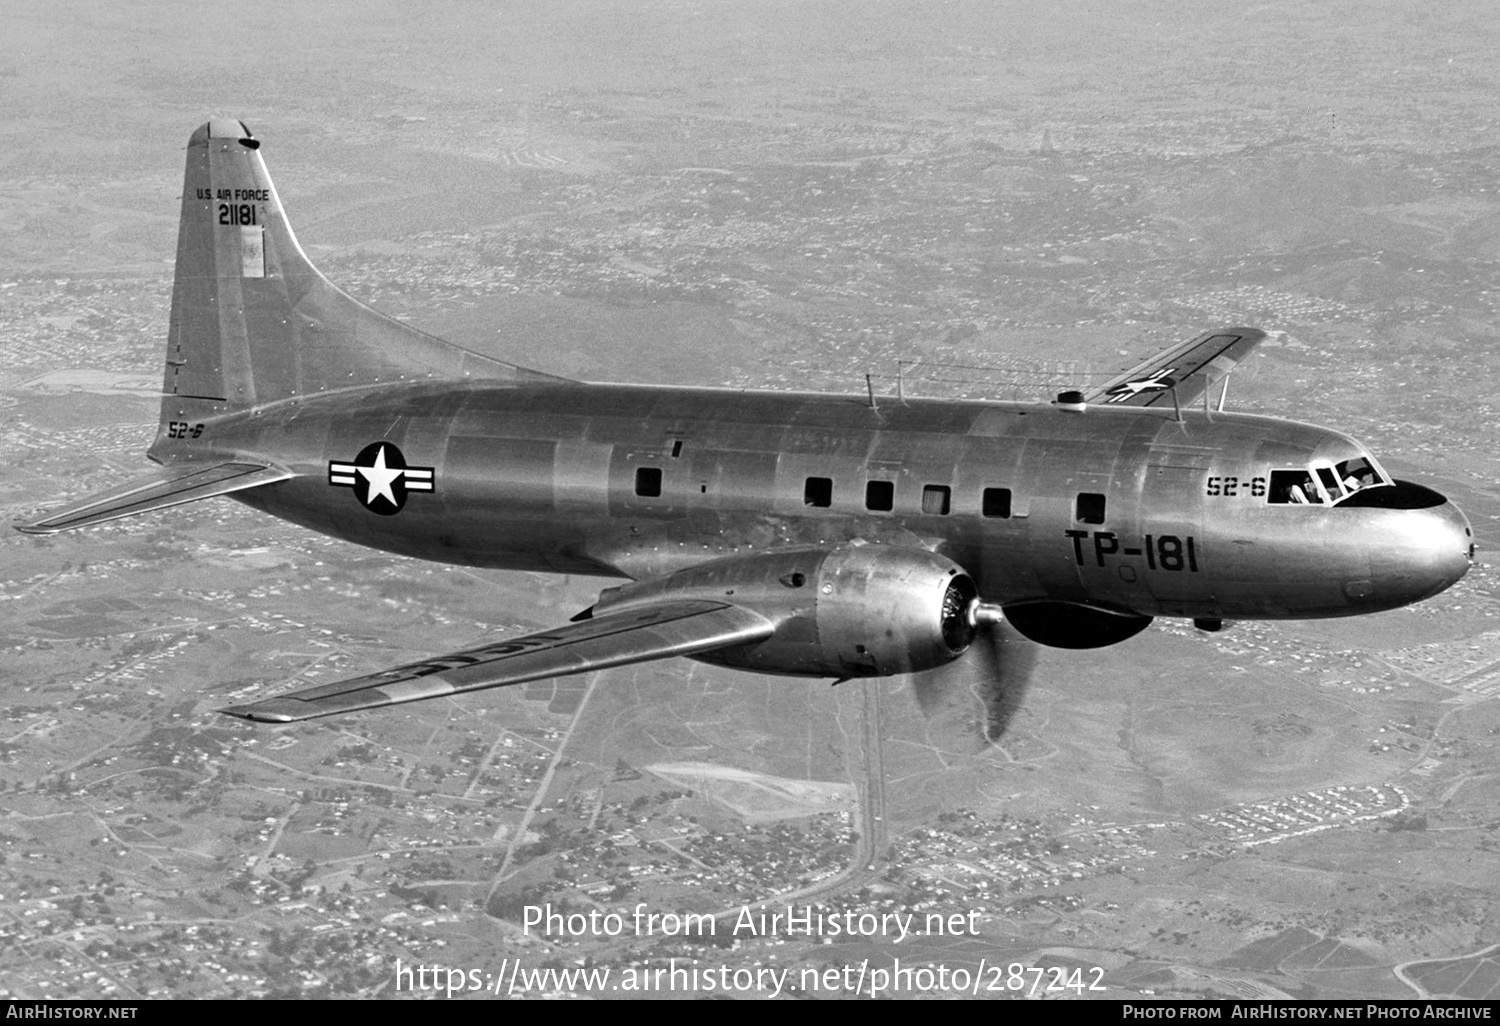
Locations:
804;477;833;508
921;485;951;515
982;487;1012;519
1076;492;1106;524
634;466;662;497
1268;469;1324;504
865;480;894;512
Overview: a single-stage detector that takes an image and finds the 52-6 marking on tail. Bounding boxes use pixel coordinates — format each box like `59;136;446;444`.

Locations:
166;421;204;440
1066;530;1199;572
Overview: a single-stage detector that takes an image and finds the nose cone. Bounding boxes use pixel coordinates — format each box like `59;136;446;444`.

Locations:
1423;500;1474;590
1365;497;1473;608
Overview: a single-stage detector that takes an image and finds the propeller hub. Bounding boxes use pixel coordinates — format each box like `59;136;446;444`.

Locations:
967;599;1005;628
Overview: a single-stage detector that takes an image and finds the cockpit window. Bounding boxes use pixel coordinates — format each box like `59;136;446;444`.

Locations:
1267;458;1388;506
1316;466;1344;501
1335;457;1384;496
1268;469;1324;504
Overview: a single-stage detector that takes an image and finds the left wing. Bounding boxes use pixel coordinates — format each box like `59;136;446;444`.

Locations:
220;600;774;723
1083;327;1265;408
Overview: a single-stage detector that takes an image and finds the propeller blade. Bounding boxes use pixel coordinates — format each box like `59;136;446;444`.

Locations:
913;618;1037;749
970;619;1036;743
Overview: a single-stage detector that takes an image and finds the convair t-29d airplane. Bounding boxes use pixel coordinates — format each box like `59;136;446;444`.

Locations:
19;121;1475;723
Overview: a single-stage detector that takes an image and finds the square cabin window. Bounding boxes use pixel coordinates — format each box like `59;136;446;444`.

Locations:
1076;492;1106;524
921;485;951;515
982;487;1012;519
865;480;894;512
804;476;833;508
634;466;662;498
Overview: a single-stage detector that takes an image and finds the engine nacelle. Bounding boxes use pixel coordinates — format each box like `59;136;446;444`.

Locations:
587;544;978;677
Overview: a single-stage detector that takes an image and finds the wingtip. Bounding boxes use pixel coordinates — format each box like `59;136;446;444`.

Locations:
218;703;298;724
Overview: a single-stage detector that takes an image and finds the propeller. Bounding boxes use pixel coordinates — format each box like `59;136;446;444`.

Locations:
913;599;1037;749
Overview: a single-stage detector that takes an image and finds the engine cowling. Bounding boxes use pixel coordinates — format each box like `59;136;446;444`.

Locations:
588;544;978;677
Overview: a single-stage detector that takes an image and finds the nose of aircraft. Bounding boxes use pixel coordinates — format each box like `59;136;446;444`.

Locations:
1428;499;1475;588
1365;494;1473;608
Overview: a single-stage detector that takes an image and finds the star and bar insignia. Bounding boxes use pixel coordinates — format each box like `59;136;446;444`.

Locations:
328;442;434;515
1105;366;1178;403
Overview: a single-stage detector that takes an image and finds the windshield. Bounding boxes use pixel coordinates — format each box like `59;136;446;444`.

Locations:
1334;457;1382;496
1268;456;1388;505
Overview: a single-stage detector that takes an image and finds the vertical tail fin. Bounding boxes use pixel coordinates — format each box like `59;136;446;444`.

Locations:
158;119;558;428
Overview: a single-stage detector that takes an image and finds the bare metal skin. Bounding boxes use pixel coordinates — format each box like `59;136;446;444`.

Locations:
18;121;1474;722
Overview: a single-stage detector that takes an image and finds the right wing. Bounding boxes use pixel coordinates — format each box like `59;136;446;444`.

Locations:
1083;327;1265;408
220;599;775;723
17;461;292;534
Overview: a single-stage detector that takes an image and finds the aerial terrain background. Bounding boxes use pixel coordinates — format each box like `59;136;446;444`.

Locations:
1;0;1498;1000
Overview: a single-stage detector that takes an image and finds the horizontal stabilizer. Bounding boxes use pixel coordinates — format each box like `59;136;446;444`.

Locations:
17;461;292;534
221;599;775;723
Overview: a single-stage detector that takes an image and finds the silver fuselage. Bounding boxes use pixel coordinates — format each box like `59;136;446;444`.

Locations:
157;379;1472;623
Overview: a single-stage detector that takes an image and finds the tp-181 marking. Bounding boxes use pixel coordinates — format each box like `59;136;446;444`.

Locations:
1066;531;1199;572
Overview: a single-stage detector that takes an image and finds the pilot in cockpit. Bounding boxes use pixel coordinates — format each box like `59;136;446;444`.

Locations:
1283;474;1318;504
1336;458;1381;498
1271;461;1383;506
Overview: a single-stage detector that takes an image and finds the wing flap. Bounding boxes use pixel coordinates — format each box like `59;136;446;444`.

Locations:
17;461;292;534
1084;327;1265;408
220;599;775;723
